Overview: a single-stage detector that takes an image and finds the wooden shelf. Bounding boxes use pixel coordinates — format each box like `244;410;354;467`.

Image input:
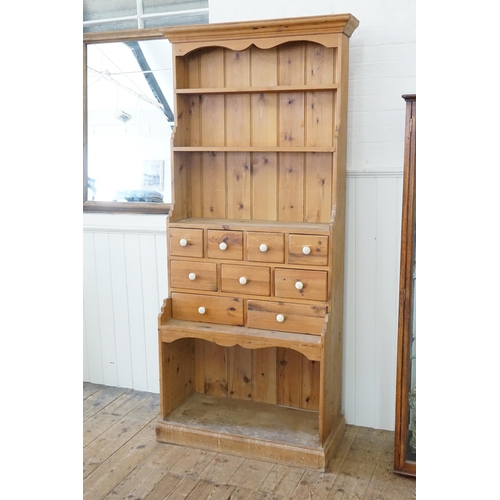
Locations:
159;317;324;361
176;84;338;94
172;146;336;152
155;393;344;469
168;218;331;233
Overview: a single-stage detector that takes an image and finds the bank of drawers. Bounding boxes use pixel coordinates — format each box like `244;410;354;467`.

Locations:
168;226;330;335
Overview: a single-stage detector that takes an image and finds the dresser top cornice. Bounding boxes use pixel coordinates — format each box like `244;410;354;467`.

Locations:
159;14;359;44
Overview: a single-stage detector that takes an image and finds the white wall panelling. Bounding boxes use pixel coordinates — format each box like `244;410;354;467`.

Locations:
83;215;168;393
343;172;404;430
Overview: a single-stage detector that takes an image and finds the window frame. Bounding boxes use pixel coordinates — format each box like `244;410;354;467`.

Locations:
83;28;174;214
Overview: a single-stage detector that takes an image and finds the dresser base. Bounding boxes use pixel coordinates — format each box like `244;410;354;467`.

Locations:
155;393;345;470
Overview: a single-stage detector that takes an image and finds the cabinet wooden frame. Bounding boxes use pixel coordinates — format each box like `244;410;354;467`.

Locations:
156;14;359;470
394;94;416;477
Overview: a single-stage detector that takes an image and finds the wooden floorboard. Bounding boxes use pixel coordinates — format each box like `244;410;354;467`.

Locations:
83;383;416;499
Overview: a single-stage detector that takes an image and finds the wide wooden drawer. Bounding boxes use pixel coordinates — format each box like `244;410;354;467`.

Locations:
274;269;328;301
207;230;243;260
171;293;244;326
247;300;327;335
169;228;204;258
246;232;284;263
170;260;217;291
221;264;271;296
288;234;329;266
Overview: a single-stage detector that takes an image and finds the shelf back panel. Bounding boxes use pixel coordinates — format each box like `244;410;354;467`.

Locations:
172;151;335;223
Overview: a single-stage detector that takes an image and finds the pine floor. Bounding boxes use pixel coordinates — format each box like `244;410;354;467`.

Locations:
83;383;416;500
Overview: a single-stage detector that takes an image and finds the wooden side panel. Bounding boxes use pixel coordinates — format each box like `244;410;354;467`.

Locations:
226;153;251;219
174;56;188;89
277;347;303;409
304;153;333;223
251;153;278;221
160;338;195;417
252;347;277;404
174;95;191;147
228;346;253;400
171;152;189;220
320;36;349;443
251;46;278;148
178;53;201;147
202;152;226;218
278;153;304;222
187;94;202;147
203;342;228;397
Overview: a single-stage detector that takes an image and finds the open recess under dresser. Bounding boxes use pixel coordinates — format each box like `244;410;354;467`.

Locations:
156;14;359;470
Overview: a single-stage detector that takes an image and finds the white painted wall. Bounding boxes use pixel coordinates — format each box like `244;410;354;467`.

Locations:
83;0;415;431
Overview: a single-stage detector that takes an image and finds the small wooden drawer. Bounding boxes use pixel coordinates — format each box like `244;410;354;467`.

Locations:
288;234;329;266
171;292;244;326
169;228;203;258
246;232;285;263
247;300;327;335
170;260;217;291
207;230;243;260
274;269;328;301
221;264;271;296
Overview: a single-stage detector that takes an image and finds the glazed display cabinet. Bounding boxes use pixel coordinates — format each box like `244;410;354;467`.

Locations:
394;94;416;477
155;14;359;470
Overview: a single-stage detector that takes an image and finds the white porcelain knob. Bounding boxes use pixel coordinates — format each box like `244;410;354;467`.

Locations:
239;277;247;285
276;314;285;323
259;243;268;252
198;306;206;315
188;273;196;281
219;242;228;251
302;246;311;255
295;281;304;290
179;238;188;247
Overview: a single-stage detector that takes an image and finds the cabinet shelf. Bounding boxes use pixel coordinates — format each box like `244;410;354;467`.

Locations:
176;84;338;95
155;393;332;469
172;146;336;152
159;316;324;362
168;218;331;233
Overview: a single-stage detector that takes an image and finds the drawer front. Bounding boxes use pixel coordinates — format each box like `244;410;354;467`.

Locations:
171;293;244;326
170;260;217;291
274;269;328;301
207;230;243;261
221;264;271;296
246;232;285;263
169;228;204;258
288;234;329;266
247;300;327;335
